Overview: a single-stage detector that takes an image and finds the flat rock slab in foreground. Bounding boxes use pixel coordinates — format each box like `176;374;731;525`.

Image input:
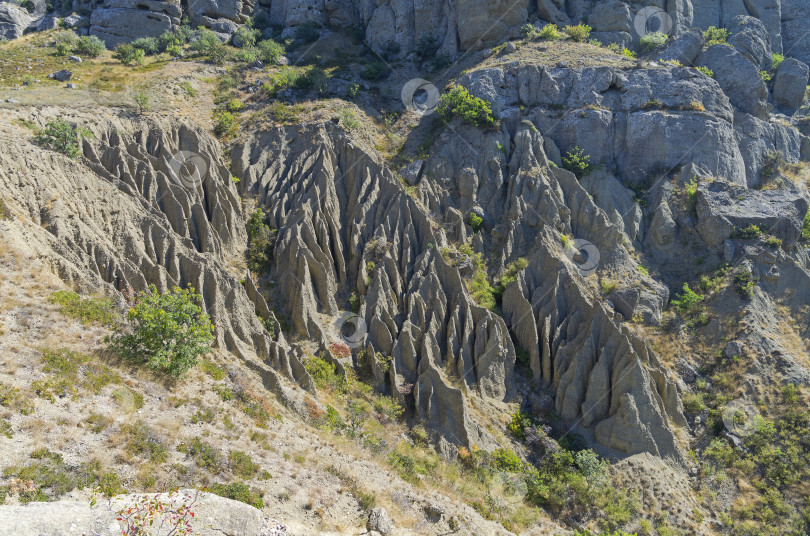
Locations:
0;490;265;536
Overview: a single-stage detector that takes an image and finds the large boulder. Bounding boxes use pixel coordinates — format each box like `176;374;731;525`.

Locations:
89;1;181;46
0;490;265;536
537;0;570;26
742;0;782;54
696;181;809;247
657;28;704;66
772;58;810;113
726;15;772;70
0;3;31;40
696;44;770;118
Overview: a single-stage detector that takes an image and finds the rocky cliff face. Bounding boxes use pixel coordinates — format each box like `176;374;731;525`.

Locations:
0;108;313;410
6;0;807;66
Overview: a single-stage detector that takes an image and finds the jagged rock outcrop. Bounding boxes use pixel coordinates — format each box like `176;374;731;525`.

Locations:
0;2;31;40
0;490;266;536
695;180;809;248
89;1;182;46
0;108;311;409
416;114;684;461
458;61;790;188
231;123;515;450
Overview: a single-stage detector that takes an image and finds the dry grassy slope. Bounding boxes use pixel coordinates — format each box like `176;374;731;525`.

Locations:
0;222;549;535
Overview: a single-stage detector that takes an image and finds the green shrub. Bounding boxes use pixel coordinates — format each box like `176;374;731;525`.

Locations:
207;41;229;64
113;44;145;65
52;30;78;56
295;24;319;43
111;285;214;378
190;27;222;55
760;150;785;179
565;23;591;42
621;47;636;59
213;110;236;137
158;28;189;53
267;101;303;124
121;421;167;463
130;37;160;55
733;224;763;239
539;23;561;40
682;393;706;414
671;283;704;314
429;53;452;72
263;66;301;96
229;451;259;479
764;236;782;249
437;85;496;128
704;26;730;45
600;280;618;295
294;66;328;94
232;25;259;48
258;39;284;64
181;437;221;472
640;31;667;52
696;65;714;78
0;382;34;415
232;46;257;63
520;23;537;39
4;451;123;502
34;118;88;159
469;255;497;311
209;482;264;508
338;107;362;130
507;411;532;440
75;35;105;57
733;267;755;298
133;90;149;115
304;355;345;392
562;146;593;178
246;208;275;273
468;212;484;232
771;53;785;72
49;290;117;326
802;209;810;242
491;448;523;472
360;62;390;81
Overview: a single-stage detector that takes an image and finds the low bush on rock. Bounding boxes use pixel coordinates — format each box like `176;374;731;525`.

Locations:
562;146;593;178
703;26;730;46
34;118;90;159
565;23;591;42
640;32;668;52
437;85;496;128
